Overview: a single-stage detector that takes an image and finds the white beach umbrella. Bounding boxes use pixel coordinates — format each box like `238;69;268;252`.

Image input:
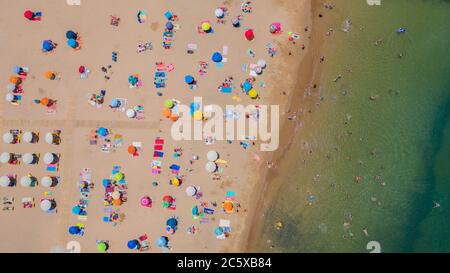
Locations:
257;59;267;69
0;176;11;187
0;152;11;164
215;8;224;18
207;150;219;162
40;199;52;211
5;93;15;102
45;132;54;144
205;161;217;173
20;176;32;187
41;176;53;188
255;66;263;75
22;153;35;164
22;132;34;143
6;83;16;92
126;109;136;118
43;153;56;165
3;133;14;144
186;186;197;197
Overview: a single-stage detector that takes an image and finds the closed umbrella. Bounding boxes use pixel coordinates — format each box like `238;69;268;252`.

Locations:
43;153;57;164
0;176;11;187
20;176;33;187
65;30;77;39
126;109;136;118
22;132;35;143
212;52;223;63
3;133;14;144
185;186;197;197
40;199;53;211
22;153;35;165
0;152;11;164
205;162;217;173
207;150;219;161
41;176;53;187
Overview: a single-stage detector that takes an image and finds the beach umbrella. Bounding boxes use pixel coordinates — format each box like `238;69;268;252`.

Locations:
42;40;54;52
166;21;174;30
207;150;219;161
22;153;35;165
24;10;34;20
193;111;203;121
242;81;252;92
40;199;53;211
68;226;81;235
102;179;111;188
215;8;224;18
184;75;194;85
255;66;263;75
0;152;11;164
164;99;174;109
201;22;211;32
97;127;108;137
248;89;258;99
215;227;224;236
163;195;174;203
111;191;121;200
45;132;55;144
211;52;223;63
128;145;137;155
223;201;234;213
97;242;108;253
6;83;16;92
137;10;147;23
112;172;124;182
166;226;175;234
126;109;136;118
166;218;178;229
190;102;200;115
3;133;14;144
245;29;255;41
191;206;199;215
162;200;170;208
169;114;179;122
113;198;122;206
0;176;11;187
5;93;15;103
45;71;55;80
162;108;172;118
157;236;168;248
41;176;53;188
127;239;139;250
40;97;50;106
22;132;35;143
109;99;120;108
185;186;197;197
205;162;217;173
20;176;33;187
9;76;20;84
12;66;22;74
128;75;138;85
72;205;81;215
43;153;57;165
171;178;181;187
65;30;77;40
231;17;240;27
257;59;267;69
67;39;78;48
140;196;152;207
78;66;86;74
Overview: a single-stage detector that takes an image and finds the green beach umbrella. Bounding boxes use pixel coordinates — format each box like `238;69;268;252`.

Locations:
162;200;170;208
112;172;124;181
164;99;174;109
97;242;108;252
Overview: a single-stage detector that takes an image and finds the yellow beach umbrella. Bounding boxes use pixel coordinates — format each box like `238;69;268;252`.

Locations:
193;111;203;121
171;178;180;187
248;89;258;99
201;22;211;31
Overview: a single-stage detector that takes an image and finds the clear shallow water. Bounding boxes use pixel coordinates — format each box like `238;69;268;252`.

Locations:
253;0;450;252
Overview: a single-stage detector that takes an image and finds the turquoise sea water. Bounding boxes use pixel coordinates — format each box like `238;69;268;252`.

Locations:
253;0;450;252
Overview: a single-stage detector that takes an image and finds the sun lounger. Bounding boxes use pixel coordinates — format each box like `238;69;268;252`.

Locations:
154;145;163;151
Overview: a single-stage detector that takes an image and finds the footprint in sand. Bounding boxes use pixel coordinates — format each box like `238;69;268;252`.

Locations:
150;22;159;31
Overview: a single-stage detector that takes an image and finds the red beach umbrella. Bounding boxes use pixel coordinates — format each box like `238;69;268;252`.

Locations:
24;10;34;20
245;29;254;41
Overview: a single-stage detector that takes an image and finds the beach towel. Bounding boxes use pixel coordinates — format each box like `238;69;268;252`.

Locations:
155;138;165;145
204;208;214;215
154;145;163;151
46;163;58;172
153;151;164;158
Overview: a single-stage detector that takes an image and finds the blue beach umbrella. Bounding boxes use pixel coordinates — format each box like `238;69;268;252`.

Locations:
102;179;111;188
42;40;54;52
97;127;108;137
242;81;252;92
71;205;81;215
184;75;194;85
166;218;178;229
191;206;199;215
166;21;174;30
109;98;120;108
189;102;200;115
157;236;168;248
215;227;224;236
128;75;138;85
68;226;81;235
211;52;223;63
127;239;139;250
67;38;78;48
12;66;21;74
66;30;77;39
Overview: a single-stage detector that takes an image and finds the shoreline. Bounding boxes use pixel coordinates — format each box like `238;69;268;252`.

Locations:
241;0;329;252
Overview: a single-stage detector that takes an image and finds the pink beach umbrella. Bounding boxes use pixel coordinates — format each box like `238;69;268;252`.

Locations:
140;196;152;207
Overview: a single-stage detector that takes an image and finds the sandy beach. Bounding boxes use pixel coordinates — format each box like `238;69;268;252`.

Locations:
0;0;311;253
